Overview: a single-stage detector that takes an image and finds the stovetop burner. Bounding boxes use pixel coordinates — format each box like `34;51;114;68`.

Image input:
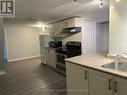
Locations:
56;48;81;56
55;41;81;57
55;48;68;55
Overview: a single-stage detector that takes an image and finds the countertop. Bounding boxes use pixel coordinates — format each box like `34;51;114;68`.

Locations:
65;54;127;78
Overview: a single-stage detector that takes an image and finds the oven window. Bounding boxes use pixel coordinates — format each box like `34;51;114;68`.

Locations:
57;54;65;64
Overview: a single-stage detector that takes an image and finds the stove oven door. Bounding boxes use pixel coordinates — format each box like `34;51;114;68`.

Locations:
56;53;67;75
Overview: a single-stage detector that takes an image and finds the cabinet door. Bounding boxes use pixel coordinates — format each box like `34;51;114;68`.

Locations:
61;21;67;29
114;77;127;95
51;23;62;36
66;62;89;95
49;25;54;36
49;49;56;69
65;18;82;28
74;18;82;27
46;48;50;64
46;49;56;69
62;20;68;28
89;69;113;95
51;23;58;36
67;18;75;27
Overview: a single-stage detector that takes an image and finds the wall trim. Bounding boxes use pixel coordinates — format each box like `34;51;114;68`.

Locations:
8;55;40;62
0;70;6;75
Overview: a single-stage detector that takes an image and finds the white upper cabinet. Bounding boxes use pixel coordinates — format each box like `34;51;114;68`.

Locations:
50;22;63;36
64;17;82;28
50;17;82;36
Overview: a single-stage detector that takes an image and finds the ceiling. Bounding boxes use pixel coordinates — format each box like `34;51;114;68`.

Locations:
13;0;109;23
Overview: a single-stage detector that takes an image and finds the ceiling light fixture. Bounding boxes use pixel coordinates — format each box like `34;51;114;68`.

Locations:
99;0;103;8
74;0;77;2
116;0;120;2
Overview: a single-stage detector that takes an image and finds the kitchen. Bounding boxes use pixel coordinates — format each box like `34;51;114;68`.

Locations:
0;0;127;95
40;17;83;75
65;0;127;95
39;17;108;75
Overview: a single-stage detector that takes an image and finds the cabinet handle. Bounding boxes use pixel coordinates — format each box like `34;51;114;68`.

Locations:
85;71;88;80
109;79;112;90
114;81;118;93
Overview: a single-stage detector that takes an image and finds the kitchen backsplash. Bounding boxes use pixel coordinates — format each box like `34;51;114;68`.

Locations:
109;41;127;55
109;0;127;55
62;32;81;45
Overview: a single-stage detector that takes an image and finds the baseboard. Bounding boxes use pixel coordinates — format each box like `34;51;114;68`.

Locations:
0;70;6;75
8;55;40;62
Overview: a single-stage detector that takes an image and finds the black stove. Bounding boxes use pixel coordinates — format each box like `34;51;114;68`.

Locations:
56;41;81;56
55;41;81;75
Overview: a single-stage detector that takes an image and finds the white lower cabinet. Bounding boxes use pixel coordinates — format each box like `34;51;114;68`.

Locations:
46;48;56;69
66;62;127;95
66;62;89;95
89;69;113;95
114;77;127;95
89;69;127;95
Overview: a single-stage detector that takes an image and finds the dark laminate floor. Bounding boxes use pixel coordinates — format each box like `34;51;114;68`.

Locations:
0;58;66;95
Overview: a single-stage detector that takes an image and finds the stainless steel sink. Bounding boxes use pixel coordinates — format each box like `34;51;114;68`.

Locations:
102;60;127;72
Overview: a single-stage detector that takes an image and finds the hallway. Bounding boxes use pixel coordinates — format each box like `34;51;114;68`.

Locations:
0;58;66;95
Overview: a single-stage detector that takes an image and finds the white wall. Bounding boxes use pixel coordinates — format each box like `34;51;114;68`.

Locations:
96;23;103;53
103;23;109;52
96;22;109;53
5;20;41;62
109;0;127;55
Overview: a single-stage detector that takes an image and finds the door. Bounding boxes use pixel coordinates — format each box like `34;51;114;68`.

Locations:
114;77;127;95
89;69;113;95
66;62;89;95
82;20;96;54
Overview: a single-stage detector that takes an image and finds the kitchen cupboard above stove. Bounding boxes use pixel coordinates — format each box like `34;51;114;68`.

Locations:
49;17;82;37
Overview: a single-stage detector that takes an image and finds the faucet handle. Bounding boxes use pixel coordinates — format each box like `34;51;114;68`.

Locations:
116;54;125;60
117;55;123;58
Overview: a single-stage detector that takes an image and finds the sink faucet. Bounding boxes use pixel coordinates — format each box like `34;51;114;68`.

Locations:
116;52;127;60
116;55;123;58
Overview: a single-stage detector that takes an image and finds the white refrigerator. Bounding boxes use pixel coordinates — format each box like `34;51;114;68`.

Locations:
39;35;53;64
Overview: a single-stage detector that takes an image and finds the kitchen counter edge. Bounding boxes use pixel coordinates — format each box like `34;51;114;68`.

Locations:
65;54;127;79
